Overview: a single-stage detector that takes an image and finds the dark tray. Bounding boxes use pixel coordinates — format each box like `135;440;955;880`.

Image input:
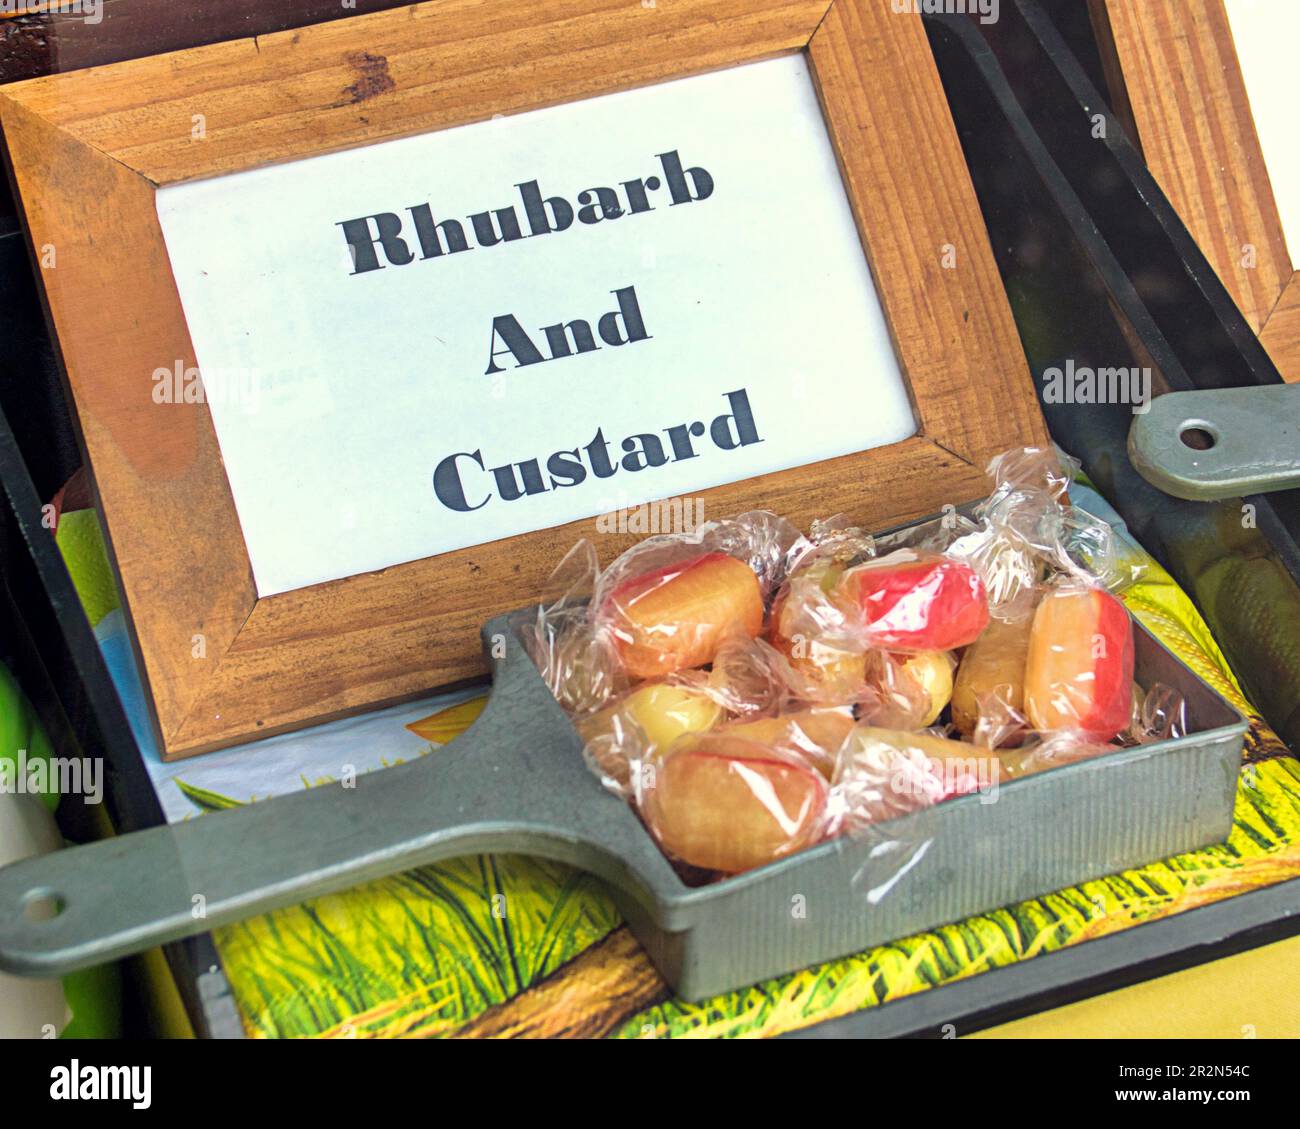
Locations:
0;2;1296;1039
961;0;1300;751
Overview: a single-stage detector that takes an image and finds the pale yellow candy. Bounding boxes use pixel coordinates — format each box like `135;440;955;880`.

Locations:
861;651;954;729
900;651;954;728
951;614;1033;737
626;683;724;748
579;682;722;754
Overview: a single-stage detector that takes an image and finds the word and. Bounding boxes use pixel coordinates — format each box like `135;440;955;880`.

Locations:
486;286;649;373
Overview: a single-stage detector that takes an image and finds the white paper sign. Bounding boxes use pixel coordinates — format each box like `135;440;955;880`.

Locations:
156;55;916;597
1225;0;1300;267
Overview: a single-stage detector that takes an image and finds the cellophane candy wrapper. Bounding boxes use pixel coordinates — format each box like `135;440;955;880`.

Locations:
521;539;626;720
592;510;804;682
855;650;957;730
766;518;878;701
641;734;830;874
524;447;1188;883
526;511;805;797
935;446;1166;750
1023;581;1136;739
837;550;990;651
941;446;1142;616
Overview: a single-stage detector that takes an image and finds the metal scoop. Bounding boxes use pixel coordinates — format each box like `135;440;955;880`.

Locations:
0;607;1245;1002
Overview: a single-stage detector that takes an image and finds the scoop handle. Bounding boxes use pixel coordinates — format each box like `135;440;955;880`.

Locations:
0;619;678;977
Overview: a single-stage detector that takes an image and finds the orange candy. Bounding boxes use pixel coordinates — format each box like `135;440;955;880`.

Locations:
605;552;763;680
641;734;828;873
723;707;857;779
769;626;868;699
951;614;1034;737
1024;587;1135;740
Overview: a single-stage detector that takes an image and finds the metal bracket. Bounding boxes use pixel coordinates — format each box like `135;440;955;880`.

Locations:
1128;385;1300;501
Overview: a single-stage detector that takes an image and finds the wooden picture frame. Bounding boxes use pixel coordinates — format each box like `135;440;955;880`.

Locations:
0;0;1044;759
1091;0;1300;384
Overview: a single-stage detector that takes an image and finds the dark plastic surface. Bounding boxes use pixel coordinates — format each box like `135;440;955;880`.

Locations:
942;2;1300;749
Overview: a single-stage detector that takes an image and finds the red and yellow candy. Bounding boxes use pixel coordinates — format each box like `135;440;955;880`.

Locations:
641;734;828;873
605;552;763;680
834;551;989;652
1023;587;1134;740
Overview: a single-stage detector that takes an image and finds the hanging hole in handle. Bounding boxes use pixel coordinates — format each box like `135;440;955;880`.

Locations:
22;888;65;922
1179;422;1219;451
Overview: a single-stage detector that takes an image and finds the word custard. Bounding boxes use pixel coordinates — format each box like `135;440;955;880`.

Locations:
433;389;761;513
337;150;714;274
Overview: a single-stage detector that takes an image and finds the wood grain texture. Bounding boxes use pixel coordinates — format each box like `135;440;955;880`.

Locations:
0;0;1043;758
0;0;417;84
0;96;256;754
453;927;669;1039
1260;273;1300;385
5;0;830;184
1092;0;1299;382
809;0;1045;462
